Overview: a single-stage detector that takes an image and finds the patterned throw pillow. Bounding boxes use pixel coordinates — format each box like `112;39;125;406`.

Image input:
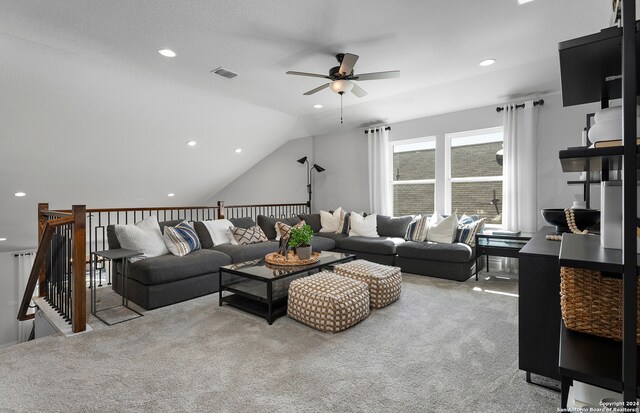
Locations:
275;220;306;242
335;210;351;234
455;218;485;246
229;225;269;245
163;221;201;257
404;215;429;241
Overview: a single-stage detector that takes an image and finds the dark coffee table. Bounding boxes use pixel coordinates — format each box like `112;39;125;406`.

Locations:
218;251;356;324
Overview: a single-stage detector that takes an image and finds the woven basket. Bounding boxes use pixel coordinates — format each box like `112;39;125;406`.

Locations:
560;267;640;344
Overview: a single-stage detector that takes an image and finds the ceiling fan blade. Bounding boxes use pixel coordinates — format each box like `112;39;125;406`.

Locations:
303;83;330;95
353;70;400;81
351;83;368;98
286;71;331;79
339;53;359;75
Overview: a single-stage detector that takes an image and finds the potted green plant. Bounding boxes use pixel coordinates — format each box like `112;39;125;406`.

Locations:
288;224;314;260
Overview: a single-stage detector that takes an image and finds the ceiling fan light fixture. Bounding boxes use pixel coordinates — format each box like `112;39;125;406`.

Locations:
330;79;354;94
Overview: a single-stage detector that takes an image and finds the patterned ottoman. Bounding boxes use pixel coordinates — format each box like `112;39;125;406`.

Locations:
287;271;370;333
334;260;402;309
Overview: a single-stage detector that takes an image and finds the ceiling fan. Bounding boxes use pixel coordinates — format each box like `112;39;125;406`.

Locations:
286;53;400;122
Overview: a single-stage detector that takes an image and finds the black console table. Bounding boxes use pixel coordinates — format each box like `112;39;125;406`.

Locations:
518;227;562;385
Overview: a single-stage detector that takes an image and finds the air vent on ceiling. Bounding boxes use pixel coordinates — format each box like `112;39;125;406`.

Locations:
211;67;238;79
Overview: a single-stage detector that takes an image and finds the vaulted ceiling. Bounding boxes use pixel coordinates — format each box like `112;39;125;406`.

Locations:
0;0;613;251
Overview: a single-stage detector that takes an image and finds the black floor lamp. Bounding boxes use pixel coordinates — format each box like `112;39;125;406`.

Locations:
297;156;325;209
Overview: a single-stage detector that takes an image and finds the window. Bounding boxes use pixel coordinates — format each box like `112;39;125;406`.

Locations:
392;137;436;216
445;127;504;226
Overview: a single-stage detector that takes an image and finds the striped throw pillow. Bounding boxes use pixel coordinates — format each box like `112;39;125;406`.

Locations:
163;221;201;257
230;225;269;245
455;218;485;246
335;210;351;234
404;215;429;242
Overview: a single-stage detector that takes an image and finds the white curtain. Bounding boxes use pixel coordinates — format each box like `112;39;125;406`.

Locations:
502;100;539;234
368;127;392;215
502;101;539;272
17;253;35;343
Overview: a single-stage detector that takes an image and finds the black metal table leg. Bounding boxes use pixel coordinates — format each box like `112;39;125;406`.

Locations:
475;255;478;281
218;269;223;306
486;254;489;272
267;280;273;325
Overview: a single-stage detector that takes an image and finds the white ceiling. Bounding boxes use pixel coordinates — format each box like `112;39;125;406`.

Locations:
0;0;615;251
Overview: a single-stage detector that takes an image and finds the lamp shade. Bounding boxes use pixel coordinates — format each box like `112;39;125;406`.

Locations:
330;79;354;94
297;156;308;164
312;164;325;173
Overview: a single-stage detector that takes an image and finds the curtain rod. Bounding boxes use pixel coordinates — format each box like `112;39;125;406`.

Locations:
496;99;544;112
14;252;36;257
364;126;391;134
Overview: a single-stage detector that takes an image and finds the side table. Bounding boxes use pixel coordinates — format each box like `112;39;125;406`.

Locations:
475;231;533;280
90;249;143;325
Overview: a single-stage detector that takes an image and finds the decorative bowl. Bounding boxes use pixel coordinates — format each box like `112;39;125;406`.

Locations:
540;208;600;233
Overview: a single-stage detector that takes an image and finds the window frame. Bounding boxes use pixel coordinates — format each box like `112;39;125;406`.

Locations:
390;136;437;216
444;126;504;228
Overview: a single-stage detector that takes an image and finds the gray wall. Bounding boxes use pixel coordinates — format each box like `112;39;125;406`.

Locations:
207;137;313;207
206;93;601;230
0;252;18;347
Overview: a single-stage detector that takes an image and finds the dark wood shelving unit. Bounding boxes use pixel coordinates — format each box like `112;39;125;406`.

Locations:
559;323;640;397
554;5;638;408
558;233;639;273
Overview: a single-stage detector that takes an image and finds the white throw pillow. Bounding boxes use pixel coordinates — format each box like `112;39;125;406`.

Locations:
426;213;458;244
319;207;343;232
114;215;168;262
349;212;378;237
202;219;234;246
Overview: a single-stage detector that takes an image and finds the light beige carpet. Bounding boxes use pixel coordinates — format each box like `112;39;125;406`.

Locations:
0;272;558;412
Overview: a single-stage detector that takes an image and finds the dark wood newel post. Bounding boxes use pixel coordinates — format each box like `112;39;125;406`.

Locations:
37;203;48;297
217;201;225;220
72;205;86;333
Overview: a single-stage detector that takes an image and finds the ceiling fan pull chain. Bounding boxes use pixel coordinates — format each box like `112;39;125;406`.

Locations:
340;92;344;124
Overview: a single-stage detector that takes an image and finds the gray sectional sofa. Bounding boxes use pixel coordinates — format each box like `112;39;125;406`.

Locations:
107;213;480;310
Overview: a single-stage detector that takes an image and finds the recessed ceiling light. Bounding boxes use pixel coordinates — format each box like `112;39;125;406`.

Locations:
186;140;197;147
0;238;6;241
234;148;242;153
517;0;535;4
158;49;176;58
167;193;175;197
313;104;323;109
14;192;26;197
479;58;496;67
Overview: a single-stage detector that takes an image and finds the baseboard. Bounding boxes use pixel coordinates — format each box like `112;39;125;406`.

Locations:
0;340;18;349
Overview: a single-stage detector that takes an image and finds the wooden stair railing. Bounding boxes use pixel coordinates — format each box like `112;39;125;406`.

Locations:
18;204;86;334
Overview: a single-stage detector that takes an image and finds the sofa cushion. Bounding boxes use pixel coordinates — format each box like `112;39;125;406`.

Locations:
193;221;214;249
213;241;279;263
396;241;473;263
107;219;182;250
310;236;336;252
337;236;405;255
229;225;268;245
377;215;413;238
115;215;168;262
127;249;232;285
158;219;183;234
315;232;349;242
298;213;321;233
257;215;301;240
229;217;256;229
